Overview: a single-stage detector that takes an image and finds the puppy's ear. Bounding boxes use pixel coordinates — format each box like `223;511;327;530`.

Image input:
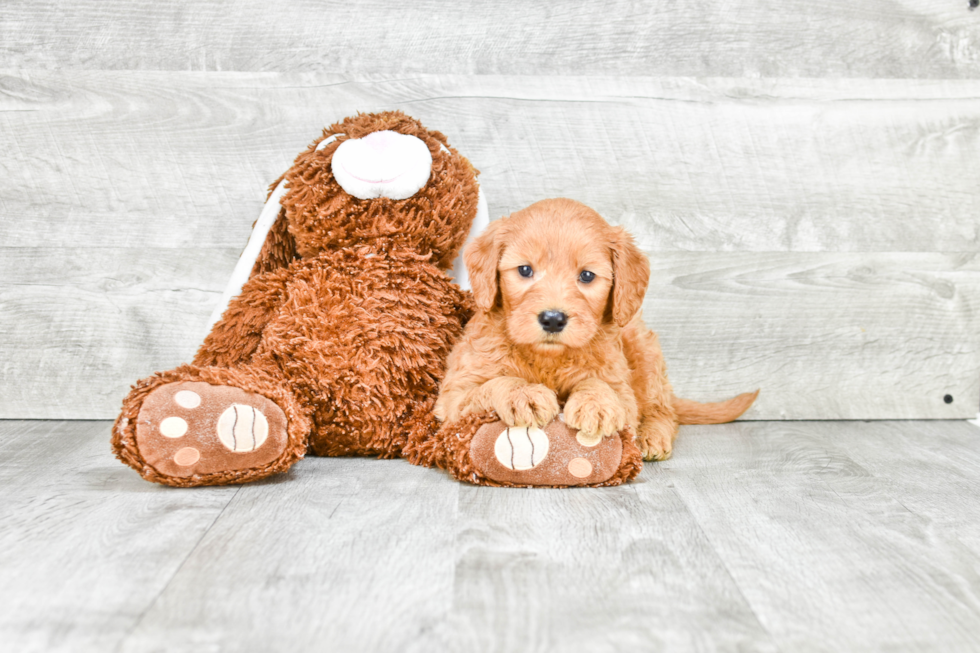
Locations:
610;227;650;327
465;218;506;311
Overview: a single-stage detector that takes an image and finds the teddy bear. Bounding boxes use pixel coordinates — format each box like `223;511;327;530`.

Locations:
112;111;487;486
112;110;644;489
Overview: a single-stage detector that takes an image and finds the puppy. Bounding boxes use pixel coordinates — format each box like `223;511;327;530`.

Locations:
434;198;757;460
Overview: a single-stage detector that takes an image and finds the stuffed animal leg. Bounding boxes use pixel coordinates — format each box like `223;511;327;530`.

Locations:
113;364;311;487
112;111;485;487
406;409;643;488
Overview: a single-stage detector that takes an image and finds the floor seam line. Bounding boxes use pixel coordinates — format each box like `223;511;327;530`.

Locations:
669;476;786;653
113;485;243;652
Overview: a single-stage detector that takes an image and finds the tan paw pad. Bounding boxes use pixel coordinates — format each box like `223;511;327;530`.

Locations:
174;390;201;408
159;416;188;438
471;416;625;487
135;381;288;479
174;447;201;466
567;457;593;478
575;432;602;448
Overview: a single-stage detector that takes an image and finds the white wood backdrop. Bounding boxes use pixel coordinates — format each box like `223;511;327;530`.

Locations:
1;2;979;419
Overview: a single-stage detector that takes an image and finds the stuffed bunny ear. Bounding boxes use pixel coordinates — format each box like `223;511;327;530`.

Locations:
252;208;296;277
203;179;293;334
448;185;490;291
242;132;345;278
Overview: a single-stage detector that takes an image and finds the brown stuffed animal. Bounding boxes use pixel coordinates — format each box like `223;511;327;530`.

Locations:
405;412;644;488
113;111;645;489
112;111;485;486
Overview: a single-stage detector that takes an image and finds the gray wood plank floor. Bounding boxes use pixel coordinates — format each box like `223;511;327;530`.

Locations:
3;419;980;652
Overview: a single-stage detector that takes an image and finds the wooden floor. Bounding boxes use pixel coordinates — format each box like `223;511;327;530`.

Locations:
2;420;979;652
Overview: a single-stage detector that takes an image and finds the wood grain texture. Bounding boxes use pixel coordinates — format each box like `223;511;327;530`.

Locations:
3;248;976;420
834;420;980;556
649;252;980;420
1;72;979;418
409;479;779;652
668;420;980;652
0;247;238;419
1;1;979;78
4;419;980;652
118;456;460;652
3;73;979;252
0;420;239;653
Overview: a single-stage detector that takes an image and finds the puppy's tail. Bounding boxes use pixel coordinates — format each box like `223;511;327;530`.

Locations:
672;390;759;425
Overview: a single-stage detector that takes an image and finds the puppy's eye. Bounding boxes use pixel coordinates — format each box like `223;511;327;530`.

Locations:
518;265;533;278
579;270;596;283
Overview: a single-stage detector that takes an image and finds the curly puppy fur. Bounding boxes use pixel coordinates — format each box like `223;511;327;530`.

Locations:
435;198;758;461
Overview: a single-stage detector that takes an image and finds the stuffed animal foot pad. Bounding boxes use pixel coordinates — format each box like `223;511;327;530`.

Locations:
134;381;289;480
470;415;627;486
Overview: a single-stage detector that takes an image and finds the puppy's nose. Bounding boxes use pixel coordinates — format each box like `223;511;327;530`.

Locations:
538;310;568;333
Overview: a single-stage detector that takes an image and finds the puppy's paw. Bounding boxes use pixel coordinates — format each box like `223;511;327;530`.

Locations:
564;390;628;440
638;420;675;461
495;383;560;429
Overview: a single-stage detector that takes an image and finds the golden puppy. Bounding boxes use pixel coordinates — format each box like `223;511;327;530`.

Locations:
435;198;757;460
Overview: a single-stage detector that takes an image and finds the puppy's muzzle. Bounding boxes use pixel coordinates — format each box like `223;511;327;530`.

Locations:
538;310;568;333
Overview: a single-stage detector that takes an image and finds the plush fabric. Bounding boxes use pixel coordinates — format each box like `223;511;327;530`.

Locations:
112;112;480;486
112;111;644;489
204;181;290;332
112;364;310;487
404;408;643;488
331;130;433;200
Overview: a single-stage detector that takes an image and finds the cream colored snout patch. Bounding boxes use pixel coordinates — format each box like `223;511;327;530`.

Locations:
331;130;432;200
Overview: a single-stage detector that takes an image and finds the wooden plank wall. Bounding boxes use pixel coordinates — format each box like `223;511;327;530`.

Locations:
1;2;978;419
